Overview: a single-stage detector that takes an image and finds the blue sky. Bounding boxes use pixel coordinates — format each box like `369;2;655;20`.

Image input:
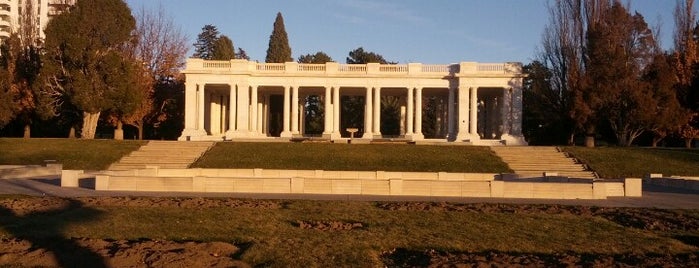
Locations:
124;0;682;64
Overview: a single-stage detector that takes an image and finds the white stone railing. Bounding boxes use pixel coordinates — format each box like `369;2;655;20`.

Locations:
185;59;522;76
337;64;366;72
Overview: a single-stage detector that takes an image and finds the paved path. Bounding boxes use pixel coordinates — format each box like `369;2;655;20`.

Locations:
1;176;698;209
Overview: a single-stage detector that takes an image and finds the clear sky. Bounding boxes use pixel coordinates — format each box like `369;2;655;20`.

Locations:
124;0;683;64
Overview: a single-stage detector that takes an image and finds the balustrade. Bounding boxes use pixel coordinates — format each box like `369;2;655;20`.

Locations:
188;59;521;77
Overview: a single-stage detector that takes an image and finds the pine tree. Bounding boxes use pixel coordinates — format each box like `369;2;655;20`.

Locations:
265;12;292;63
212;35;235;60
193;25;220;60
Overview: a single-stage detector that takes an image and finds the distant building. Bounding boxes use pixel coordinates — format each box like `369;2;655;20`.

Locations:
0;0;75;43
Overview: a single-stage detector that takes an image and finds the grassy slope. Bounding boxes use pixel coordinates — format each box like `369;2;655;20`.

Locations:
563;147;699;178
0;138;145;170
0;199;694;267
192;142;511;173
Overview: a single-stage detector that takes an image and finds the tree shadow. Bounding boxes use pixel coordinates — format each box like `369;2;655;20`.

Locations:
0;198;108;267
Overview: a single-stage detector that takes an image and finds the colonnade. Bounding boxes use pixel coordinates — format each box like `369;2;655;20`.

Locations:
178;59;527;145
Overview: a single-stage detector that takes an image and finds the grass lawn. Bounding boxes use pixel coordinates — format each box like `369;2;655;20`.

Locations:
0;138;145;170
0;197;696;267
192;142;511;173
563;147;699;178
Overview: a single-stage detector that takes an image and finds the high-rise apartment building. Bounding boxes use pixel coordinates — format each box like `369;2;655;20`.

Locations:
0;0;75;43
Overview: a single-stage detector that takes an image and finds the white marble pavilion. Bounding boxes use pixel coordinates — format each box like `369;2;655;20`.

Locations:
178;59;527;145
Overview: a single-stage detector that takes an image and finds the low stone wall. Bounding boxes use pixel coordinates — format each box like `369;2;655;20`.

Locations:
645;174;699;191
59;168;642;199
0;162;62;179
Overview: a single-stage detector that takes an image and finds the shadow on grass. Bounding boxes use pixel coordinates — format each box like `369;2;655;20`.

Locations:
0;199;107;267
381;248;698;267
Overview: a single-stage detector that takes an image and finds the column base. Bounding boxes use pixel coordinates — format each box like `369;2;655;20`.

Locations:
455;133;479;143
329;132;342;141
280;131;292;138
361;132;373;139
412;133;424;141
501;134;528;146
224;130;264;140
178;129;208;141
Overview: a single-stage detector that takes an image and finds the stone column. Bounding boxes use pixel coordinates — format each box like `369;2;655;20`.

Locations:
281;85;291;137
470;87;479;140
299;98;305;135
250;85;258;134
178;82;207;140
236;82;249;133
323;86;332;137
363;87;373;138
373;87;381;137
414;87;423;139
229;85;237;131
332;86;340;139
406;87;414;137
257;95;263;135
456;86;470;141
198;84;206;132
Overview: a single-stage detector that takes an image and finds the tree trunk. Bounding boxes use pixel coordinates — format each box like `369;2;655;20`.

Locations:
585;135;595;148
114;121;124;140
81;111;100;139
68;127;76;138
686;138;693;148
23;124;30;139
651;137;661;147
137;119;143;140
567;132;575;146
585;125;595;148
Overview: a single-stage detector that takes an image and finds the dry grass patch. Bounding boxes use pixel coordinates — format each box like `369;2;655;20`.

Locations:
0;138;145;170
563;147;699;178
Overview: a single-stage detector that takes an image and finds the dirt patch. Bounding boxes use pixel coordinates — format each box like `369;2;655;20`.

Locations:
0;196;281;215
0;237;250;267
75;196;282;209
375;202;699;232
381;248;699;267
294;220;364;231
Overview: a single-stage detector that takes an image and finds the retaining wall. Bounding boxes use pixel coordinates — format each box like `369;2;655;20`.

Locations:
60;168;642;199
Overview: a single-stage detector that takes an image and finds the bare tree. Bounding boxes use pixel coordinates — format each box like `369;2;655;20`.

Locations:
121;4;188;140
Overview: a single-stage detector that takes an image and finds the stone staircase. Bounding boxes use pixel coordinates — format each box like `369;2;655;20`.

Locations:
108;141;214;170
490;146;597;179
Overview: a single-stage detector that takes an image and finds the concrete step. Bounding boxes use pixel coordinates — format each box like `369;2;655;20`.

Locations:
491;146;597;179
108;141;214;171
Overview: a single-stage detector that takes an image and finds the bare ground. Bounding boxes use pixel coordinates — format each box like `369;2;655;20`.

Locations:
0;197;697;267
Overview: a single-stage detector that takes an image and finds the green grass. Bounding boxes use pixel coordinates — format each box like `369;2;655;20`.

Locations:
0;198;695;267
0;138;146;170
563;147;699;178
192;142;511;173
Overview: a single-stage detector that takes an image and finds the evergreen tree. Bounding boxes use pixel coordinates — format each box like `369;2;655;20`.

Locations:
235;48;250;60
40;0;138;139
298;51;333;63
297;51;333;134
346;47;396;64
265;12;292;63
193;24;220;60
212;35;235;60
